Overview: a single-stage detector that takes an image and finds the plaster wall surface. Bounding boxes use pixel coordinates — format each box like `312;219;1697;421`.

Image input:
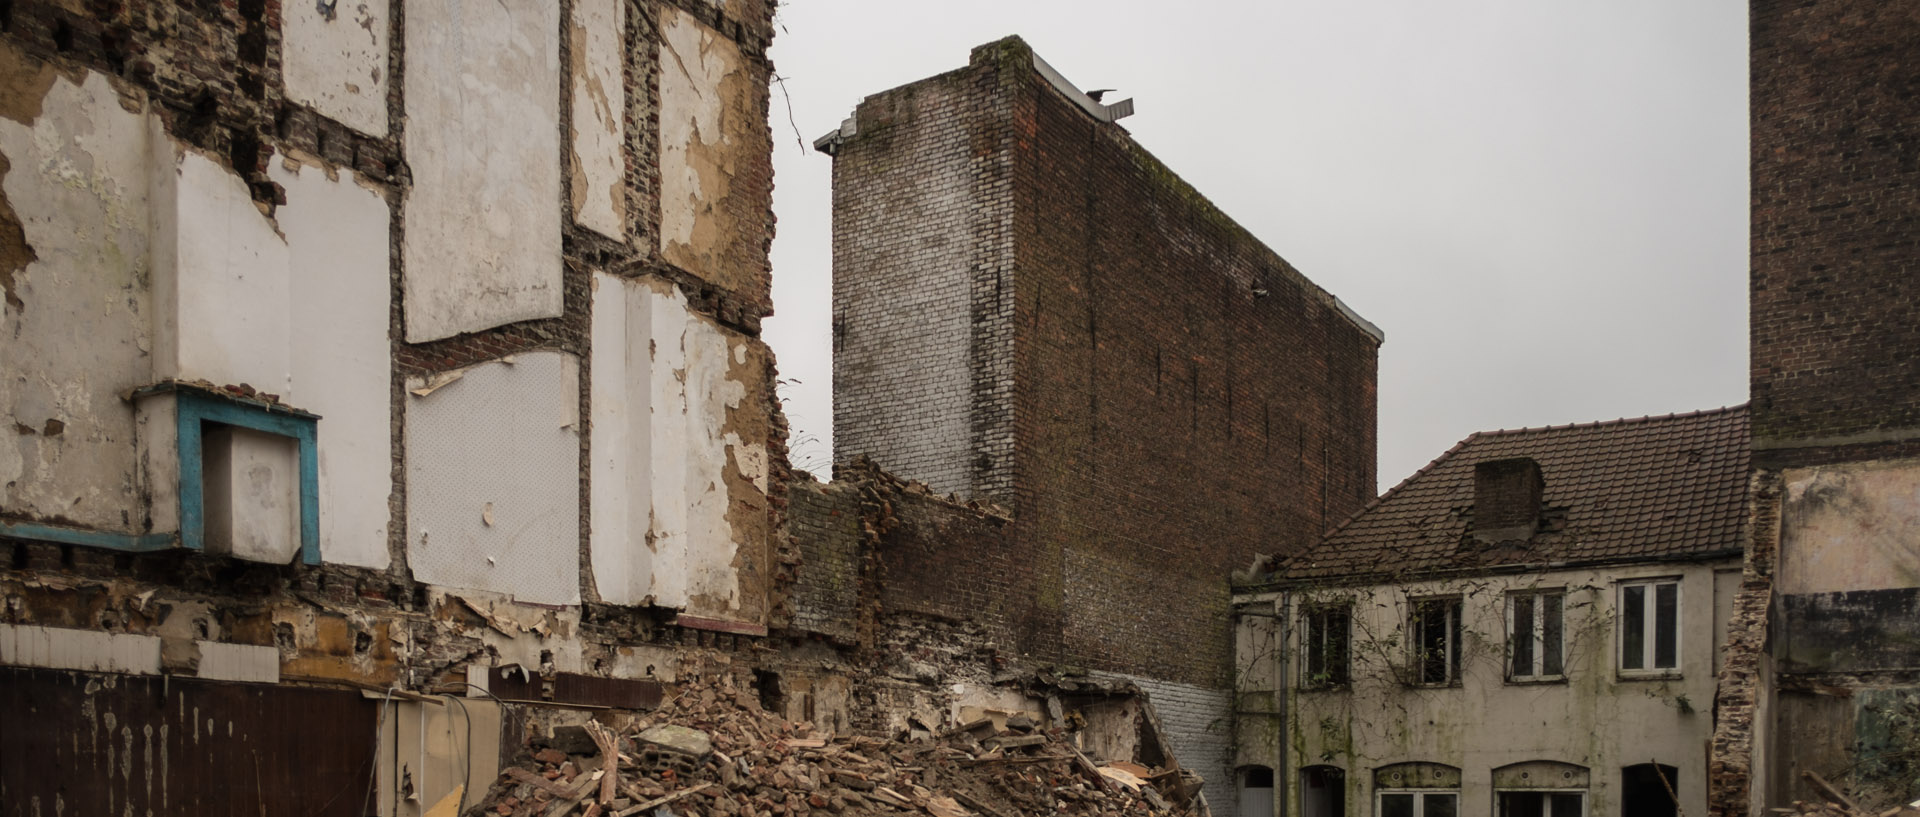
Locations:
201;425;299;563
272;156;394;568
0;62;155;532
281;0;390;135
635;279;773;623
1245;562;1734;817
405;351;581;605
155;148;293;394
1778;459;1920;594
590;271;653;606
402;0;562;342
569;0;625;240
658;7;772;303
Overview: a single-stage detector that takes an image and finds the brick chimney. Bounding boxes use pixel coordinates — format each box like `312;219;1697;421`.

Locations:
1472;458;1544;544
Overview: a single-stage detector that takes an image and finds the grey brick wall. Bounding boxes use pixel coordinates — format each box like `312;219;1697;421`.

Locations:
830;63;1016;501
1101;671;1237;817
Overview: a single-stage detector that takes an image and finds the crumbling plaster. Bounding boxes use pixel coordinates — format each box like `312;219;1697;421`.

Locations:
569;0;626;240
1239;562;1737;817
281;0;390;137
1779;458;1920;594
592;273;773;622
658;7;770;299
402;0;563;342
0;57;156;533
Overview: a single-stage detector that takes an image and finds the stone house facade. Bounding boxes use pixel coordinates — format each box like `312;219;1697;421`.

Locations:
1233;407;1751;817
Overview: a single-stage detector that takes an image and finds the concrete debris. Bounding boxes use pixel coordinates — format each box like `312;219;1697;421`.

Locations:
479;674;1201;817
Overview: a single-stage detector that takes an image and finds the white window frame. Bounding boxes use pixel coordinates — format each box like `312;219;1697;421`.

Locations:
1617;578;1682;678
1408;597;1463;686
1506;590;1567;682
1495;788;1587;817
1375;789;1458;817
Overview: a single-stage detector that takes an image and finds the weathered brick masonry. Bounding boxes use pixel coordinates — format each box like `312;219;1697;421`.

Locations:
1710;2;1920;814
829;36;1380;690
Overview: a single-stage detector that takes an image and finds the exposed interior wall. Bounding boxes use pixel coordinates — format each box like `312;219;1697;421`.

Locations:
405;351;582;606
271;155;394;568
568;0;625;240
1247;563;1732;817
0;56;155;533
590;272;775;624
828;67;1004;498
657;5;774;312
280;0;389;136
401;0;562;342
1778;460;1920;594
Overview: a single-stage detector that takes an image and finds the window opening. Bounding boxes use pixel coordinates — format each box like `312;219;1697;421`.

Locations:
1620;764;1679;817
1619;580;1680;675
1302;605;1352;687
1411;598;1463;685
1300;765;1346;817
1508;591;1566;680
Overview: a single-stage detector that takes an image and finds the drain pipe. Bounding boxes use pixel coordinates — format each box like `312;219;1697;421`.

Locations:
1276;591;1290;817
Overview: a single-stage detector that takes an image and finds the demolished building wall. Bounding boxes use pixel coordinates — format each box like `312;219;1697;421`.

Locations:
1709;2;1920;814
0;0;802;811
821;37;1383;815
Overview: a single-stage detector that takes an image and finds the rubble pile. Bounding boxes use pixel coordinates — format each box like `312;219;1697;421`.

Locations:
477;674;1200;817
1775;772;1920;817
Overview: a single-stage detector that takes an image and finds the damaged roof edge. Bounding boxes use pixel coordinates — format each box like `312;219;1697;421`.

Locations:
1326;291;1384;344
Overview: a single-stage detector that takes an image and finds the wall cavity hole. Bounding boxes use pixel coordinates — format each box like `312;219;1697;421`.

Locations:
354;630;373;654
753;669;784;714
51;18;72;51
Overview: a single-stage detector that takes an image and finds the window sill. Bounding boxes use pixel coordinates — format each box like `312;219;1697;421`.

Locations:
1616;670;1683;682
1505;675;1568;686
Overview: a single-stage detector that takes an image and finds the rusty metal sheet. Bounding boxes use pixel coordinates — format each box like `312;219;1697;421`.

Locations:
483;665;662;709
0;668;378;817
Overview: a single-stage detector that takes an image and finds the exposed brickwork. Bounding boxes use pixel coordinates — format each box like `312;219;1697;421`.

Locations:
1749;0;1920;452
787;479;862;642
830;37;1380;694
1098;671;1236;815
1709;470;1780;817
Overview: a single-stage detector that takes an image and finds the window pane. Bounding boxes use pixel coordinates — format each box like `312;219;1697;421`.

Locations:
1543;594;1565;676
1512;596;1535;676
1424;792;1459;817
1622;585;1646;670
1549;792;1583;817
1381;793;1415;817
1500;791;1542;817
1417;603;1447;683
1655;583;1678;669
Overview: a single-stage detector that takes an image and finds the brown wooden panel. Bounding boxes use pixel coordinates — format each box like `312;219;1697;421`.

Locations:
0;668;378;817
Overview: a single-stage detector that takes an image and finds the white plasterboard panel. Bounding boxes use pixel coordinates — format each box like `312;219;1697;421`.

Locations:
402;0;563;342
272;158;395;568
195;640;281;683
282;0;390;135
589;272;652;605
405;351;581;605
161;149;293;394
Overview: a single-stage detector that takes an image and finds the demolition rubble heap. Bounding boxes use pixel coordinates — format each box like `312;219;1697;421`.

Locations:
479;674;1202;817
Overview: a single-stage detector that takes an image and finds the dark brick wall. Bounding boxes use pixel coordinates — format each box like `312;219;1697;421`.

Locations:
1003;41;1378;687
787;479;862;642
830;37;1380;689
1750;0;1920;455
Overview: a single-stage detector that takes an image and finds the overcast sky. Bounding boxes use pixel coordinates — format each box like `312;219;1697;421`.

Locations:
761;0;1749;492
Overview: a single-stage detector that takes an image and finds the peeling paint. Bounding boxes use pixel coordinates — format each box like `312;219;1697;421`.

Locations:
283;0;390;135
0;58;156;531
568;0;625;239
1780;459;1920;594
658;8;769;296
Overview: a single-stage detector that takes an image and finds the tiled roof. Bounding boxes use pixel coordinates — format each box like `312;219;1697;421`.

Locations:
1264;405;1750;585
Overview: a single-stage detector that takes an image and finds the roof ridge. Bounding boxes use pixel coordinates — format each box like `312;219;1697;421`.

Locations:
1473;403;1749;439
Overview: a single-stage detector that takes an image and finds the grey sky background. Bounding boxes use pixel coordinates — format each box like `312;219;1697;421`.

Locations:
762;1;1749;492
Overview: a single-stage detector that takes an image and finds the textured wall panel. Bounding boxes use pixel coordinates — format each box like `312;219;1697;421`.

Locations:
569;0;625;239
406;351;581;605
282;0;390;135
402;0;562;342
